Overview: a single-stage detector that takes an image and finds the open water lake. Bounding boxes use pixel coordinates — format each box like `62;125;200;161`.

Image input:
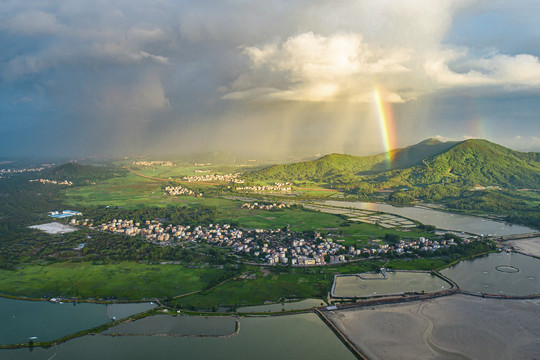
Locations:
441;252;540;296
1;313;356;360
0;298;155;345
322;200;535;236
332;272;451;298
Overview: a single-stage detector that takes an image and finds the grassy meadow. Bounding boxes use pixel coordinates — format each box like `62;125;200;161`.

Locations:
0;262;224;300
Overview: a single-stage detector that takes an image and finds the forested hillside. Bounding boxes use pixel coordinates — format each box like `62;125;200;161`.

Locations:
248;138;540;190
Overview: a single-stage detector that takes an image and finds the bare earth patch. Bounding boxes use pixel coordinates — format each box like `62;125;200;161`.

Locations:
29;222;79;234
326;294;540;360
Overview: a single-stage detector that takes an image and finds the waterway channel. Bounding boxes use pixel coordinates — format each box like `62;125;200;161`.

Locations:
321;200;535;236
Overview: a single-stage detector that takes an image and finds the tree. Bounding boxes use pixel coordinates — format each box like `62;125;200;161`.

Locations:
384;233;400;244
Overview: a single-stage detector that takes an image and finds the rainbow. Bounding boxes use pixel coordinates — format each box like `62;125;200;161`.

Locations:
373;87;397;168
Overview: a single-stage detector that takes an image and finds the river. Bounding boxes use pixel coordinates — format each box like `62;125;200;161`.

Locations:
321;200;535;236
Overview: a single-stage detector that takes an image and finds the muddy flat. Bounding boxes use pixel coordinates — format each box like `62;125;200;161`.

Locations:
326;294;540;360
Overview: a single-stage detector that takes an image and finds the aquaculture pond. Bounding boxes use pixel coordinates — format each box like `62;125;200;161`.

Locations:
332;271;451;298
0;313;356;360
0;297;155;345
441;252;540;296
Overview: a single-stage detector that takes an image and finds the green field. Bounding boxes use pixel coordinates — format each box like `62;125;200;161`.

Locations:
174;269;331;310
0;257;452;306
64;171;433;238
0;262;225;300
172;258;446;310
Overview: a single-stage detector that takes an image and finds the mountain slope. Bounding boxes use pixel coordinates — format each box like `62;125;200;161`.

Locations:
247;139;540;189
248;138;461;183
397;139;540;188
246;153;386;182
367;138;459;173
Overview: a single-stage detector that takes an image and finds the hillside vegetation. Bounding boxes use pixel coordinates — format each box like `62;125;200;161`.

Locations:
44;162;127;185
248;138;540;190
401;139;540;188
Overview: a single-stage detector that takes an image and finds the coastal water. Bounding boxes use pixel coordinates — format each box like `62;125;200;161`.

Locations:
322;200;535;236
0;314;356;360
441;252;540;296
333;272;450;298
0;298;155;345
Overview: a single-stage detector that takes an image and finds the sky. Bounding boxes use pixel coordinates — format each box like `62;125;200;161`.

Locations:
1;0;540;158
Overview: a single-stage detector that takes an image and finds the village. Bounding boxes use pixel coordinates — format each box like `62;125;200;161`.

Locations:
183;173;245;183
0;164;53;177
29;178;73;186
164;185;202;197
240;202;290;210
132;161;174;167
69;214;472;267
235;182;292;192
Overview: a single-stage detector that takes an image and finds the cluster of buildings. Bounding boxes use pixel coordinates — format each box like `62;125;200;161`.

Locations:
194;169;211;173
0;164;52;176
183;173;245;183
365;236;468;256
471;185;502;191
241;202;291;210
261;235;345;266
164;185;202;197
132;161;173;167
30;179;73;186
236;182;292;192
76;217;347;266
70;213;477;266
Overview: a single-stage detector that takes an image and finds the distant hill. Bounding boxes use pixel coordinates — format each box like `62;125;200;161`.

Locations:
246;152;386;183
399;139;540;188
247;139;540;189
43;162;126;185
247;138;459;182
369;138;459;173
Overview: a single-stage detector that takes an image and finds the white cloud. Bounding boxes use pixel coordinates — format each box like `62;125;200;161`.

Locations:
227;32;416;102
2;0;540;156
425;50;540;87
226;29;540;103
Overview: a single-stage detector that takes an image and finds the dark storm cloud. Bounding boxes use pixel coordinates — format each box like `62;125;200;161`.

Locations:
1;0;540;157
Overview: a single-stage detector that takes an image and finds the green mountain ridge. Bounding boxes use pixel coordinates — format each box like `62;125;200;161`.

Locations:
248;139;540;190
398;139;540;188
